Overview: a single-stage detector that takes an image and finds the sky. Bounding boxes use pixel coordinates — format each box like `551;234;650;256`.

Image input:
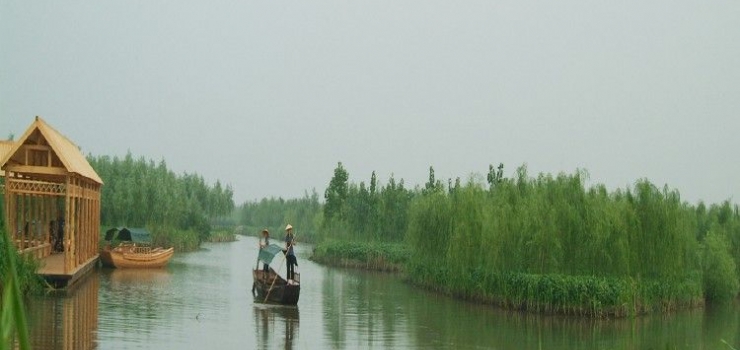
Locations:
1;1;738;205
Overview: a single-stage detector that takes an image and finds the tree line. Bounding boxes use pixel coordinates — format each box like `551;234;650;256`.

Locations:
237;190;322;241
237;162;416;242
240;162;740;313
88;152;235;241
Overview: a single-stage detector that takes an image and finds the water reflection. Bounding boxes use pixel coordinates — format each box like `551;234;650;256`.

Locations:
320;267;740;349
253;304;300;350
26;273;99;350
21;237;740;349
100;268;173;324
321;269;411;349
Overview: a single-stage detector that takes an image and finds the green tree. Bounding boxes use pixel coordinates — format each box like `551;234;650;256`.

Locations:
702;231;740;301
324;162;349;225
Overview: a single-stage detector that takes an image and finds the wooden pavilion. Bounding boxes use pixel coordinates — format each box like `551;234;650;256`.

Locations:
1;117;102;287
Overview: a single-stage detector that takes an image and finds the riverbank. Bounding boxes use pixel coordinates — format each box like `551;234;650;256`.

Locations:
150;226;201;252
207;230;237;243
0;229;44;294
406;264;704;318
310;238;706;318
25;235;739;349
309;240;408;272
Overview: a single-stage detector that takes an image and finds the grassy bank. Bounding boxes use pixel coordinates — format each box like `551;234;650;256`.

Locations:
100;225;202;252
1;228;32;349
310;240;409;272
406;265;703;317
0;229;44;295
404;169;737;317
149;225;201;252
311;165;740;317
207;229;237;242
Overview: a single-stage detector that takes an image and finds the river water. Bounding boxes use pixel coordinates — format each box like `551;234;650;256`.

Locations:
25;236;740;349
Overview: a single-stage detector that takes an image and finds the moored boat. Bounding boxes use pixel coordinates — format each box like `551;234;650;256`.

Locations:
100;227;174;268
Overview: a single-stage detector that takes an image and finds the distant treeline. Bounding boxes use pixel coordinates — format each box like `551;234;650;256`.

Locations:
237;190;322;241
88;152;235;242
241;162;740;315
236;163;414;242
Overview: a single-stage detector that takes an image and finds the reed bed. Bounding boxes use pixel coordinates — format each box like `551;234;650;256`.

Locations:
207;230;237;243
405;166;739;316
150;225;200;252
311;240;409;272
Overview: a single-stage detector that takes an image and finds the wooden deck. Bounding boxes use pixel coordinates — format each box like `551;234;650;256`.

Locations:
37;253;99;288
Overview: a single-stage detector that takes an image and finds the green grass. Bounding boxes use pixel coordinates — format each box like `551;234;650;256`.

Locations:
149;225;201;252
406;263;703;317
403;168;735;316
1;229;32;350
311;240;410;272
207;230;237;243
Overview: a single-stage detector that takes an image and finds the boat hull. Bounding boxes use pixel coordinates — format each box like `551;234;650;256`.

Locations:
252;269;300;305
100;245;174;268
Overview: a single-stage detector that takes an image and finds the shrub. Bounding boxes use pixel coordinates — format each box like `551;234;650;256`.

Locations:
702;231;740;302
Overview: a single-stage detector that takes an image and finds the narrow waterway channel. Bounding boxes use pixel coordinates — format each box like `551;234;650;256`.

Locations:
25;236;740;349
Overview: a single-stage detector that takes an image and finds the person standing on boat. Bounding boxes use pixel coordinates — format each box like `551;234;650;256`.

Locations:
260;229;270;272
284;224;298;283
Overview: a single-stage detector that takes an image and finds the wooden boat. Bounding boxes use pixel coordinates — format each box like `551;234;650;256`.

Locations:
100;227;174;268
252;243;300;305
252;268;300;305
101;243;174;268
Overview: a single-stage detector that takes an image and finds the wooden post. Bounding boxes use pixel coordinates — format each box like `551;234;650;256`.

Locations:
4;178;11;242
9;188;16;247
64;175;71;273
70;178;77;268
20;192;25;251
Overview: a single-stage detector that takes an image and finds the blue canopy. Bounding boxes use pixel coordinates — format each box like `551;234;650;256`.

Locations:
258;244;285;264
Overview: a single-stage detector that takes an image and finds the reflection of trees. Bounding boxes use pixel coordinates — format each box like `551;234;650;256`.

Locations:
321;269;346;345
253;305;299;350
26;273;99;350
322;269;410;348
100;268;174;321
320;268;740;349
405;291;735;349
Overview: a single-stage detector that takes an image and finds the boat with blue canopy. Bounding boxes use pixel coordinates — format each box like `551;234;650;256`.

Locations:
252;243;300;305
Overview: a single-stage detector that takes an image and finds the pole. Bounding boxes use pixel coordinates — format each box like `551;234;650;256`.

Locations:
264;229;297;303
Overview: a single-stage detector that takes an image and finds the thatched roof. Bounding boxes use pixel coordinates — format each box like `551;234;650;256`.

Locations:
0;117;103;184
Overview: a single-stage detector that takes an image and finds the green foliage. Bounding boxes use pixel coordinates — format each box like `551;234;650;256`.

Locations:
207;230;237;243
238;190;322;242
324;168;414;242
423;166;444;195
148;224;200;252
1;229;31;350
311;240;409;271
251;161;740;316
487;163;504;189
404;165;738;315
407;268;701;317
324;162;349;224
0;232;43;295
88;152;235;241
702;231;740;302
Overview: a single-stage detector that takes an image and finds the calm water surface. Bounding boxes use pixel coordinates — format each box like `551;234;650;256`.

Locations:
26;236;740;349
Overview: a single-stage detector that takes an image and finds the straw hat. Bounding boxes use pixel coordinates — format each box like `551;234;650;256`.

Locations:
285;224;293;231
261;229;269;235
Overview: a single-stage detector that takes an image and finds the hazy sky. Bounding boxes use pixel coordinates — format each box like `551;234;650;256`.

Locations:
1;1;738;205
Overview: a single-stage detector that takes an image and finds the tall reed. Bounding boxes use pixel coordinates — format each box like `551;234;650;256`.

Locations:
405;166;735;315
1;229;31;350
